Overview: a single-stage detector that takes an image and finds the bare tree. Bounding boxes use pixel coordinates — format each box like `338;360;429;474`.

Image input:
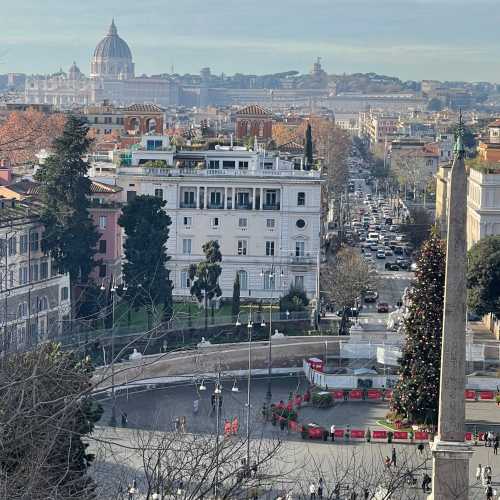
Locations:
321;248;377;334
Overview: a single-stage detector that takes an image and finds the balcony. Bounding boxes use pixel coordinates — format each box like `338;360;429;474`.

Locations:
262;203;280;211
179;202;196;209
290;255;314;265
235;203;253;210
208;203;224;209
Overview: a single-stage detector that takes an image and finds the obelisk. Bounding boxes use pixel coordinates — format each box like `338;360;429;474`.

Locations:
430;118;472;499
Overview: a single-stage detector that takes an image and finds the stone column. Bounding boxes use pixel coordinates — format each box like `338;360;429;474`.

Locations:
430;128;472;500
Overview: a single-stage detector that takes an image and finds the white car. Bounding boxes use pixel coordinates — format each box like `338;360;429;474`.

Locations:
376;250;386;259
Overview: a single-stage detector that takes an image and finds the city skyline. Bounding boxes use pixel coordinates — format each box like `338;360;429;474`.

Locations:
3;0;500;82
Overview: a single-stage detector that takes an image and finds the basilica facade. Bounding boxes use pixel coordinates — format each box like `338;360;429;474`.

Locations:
24;21;179;108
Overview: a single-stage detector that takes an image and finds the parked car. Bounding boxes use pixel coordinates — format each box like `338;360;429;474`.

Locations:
377;302;389;313
337;307;359;318
364;290;378;303
376;250;386;259
370;244;379;251
384;248;393;256
385;262;400;271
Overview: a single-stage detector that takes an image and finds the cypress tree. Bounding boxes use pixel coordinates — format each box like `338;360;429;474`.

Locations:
304;122;313;169
391;232;446;425
232;273;241;319
35;115;99;285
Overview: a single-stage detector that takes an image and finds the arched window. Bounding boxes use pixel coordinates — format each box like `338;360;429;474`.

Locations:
238;270;248;291
147;118;157;133
258;121;265;138
129;117;140;133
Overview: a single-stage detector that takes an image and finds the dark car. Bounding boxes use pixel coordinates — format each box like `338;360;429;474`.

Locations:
398;260;410;270
377;302;389;313
385;262;400;271
337;307;359;318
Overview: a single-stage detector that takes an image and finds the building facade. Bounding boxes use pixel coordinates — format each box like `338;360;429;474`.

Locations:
0;197;71;353
235;105;274;141
114;135;322;301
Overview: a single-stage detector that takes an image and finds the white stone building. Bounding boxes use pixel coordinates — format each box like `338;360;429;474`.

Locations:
114;136;322;301
0;195;71;353
467;165;500;250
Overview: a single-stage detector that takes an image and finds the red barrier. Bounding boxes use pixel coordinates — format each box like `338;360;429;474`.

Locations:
372;430;388;440
349;389;363;400
334;429;345;438
393;431;409;440
367;389;382;400
289;420;300;432
384;389;393;400
332;390;345;400
479;391;494;400
479;432;485;441
414;431;428;441
308;426;325;439
465;432;473;441
350;429;365;439
465;389;477;400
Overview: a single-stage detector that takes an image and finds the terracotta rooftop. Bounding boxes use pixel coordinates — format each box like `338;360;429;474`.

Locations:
236;104;272;117
8;179;121;197
488;119;500;128
123;104;165;113
278;141;304;154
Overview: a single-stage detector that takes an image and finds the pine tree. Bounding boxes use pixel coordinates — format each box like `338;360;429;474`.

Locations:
189;240;222;331
118;195;173;325
35;115;99;285
391;232;446;425
232;273;241;319
304;122;313;169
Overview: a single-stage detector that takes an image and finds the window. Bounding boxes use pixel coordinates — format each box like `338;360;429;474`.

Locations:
50;260;58;277
222;160;235;169
30;263;39;282
19;266;28;285
211;217;220;228
104;116;112;124
238;270;248;290
40;260;48;280
61;286;69;301
127;190;137;202
238;218;247;228
98;264;107;278
296;219;306;229
154;188;163;199
265;241;275;256
9;269;14;288
38;296;49;312
236;192;250;207
99;216;107;229
8;236;16;256
239;161;249;169
99;239;107;253
182;239;192;255
294;276;304;289
263;271;275;290
146;139;163;150
237;240;247;256
297;192;306;206
295;241;305;257
29;232;39;252
209;160;219;169
265;190;277;206
0;240;5;258
258;121;264;138
210;191;222;207
183;191;195;206
20;235;28;254
183;216;192;226
266;219;275;229
94;117;98;124
180;270;191;289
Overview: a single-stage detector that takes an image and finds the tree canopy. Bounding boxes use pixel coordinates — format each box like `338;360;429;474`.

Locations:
279;285;309;313
35;114;99;284
118;195;173;320
467;235;500;317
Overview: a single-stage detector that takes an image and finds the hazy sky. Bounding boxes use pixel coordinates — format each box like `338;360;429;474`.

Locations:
2;0;500;82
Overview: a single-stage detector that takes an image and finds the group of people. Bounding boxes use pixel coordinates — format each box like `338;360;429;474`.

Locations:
308;479;370;500
383;447;398;468
223;417;239;437
476;464;495;499
174;416;187;432
485;431;500;453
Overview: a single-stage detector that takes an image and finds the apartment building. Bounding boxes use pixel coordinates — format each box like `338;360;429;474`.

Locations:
0;196;71;353
114;135;322;300
359;111;400;148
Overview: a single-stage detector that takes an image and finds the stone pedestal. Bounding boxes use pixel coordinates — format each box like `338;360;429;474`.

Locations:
429;439;473;500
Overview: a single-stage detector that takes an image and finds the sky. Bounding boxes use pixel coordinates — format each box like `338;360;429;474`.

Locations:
2;0;500;82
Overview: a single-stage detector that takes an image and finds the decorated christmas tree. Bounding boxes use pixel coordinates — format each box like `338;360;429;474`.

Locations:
391;231;446;425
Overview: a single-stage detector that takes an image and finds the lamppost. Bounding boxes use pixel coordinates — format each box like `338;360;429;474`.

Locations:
260;264;284;404
101;276;127;427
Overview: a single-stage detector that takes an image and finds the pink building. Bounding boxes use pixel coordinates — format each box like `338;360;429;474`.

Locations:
88;181;123;285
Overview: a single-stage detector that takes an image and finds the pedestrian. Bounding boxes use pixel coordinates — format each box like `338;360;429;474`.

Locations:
121;411;128;427
285;492;293;500
350;491;357;500
496;391;500;407
309;482;316;500
417;442;424;455
279;417;286;432
345;424;351;441
223;419;231;437
330;423;336;442
384;456;391;469
174;417;180;432
180;416;187;433
477;464;483;481
486;484;493;500
317;484;323;499
363;488;369;500
391;447;397;467
365;428;371;443
422;473;431;493
494;439;499;455
232;416;239;435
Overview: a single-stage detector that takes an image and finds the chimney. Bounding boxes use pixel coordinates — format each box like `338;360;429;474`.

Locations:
0;159;12;186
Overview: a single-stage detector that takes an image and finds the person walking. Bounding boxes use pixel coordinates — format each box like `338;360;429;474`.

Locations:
494;439;499;455
422;473;431;493
318;478;324;499
391;447;397;467
309;483;316;500
363;488;369;500
121;412;128;427
486;484;493;500
476;464;483;481
330;424;336;442
417;442;424;455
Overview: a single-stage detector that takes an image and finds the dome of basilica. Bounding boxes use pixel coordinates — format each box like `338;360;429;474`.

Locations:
93;19;132;60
